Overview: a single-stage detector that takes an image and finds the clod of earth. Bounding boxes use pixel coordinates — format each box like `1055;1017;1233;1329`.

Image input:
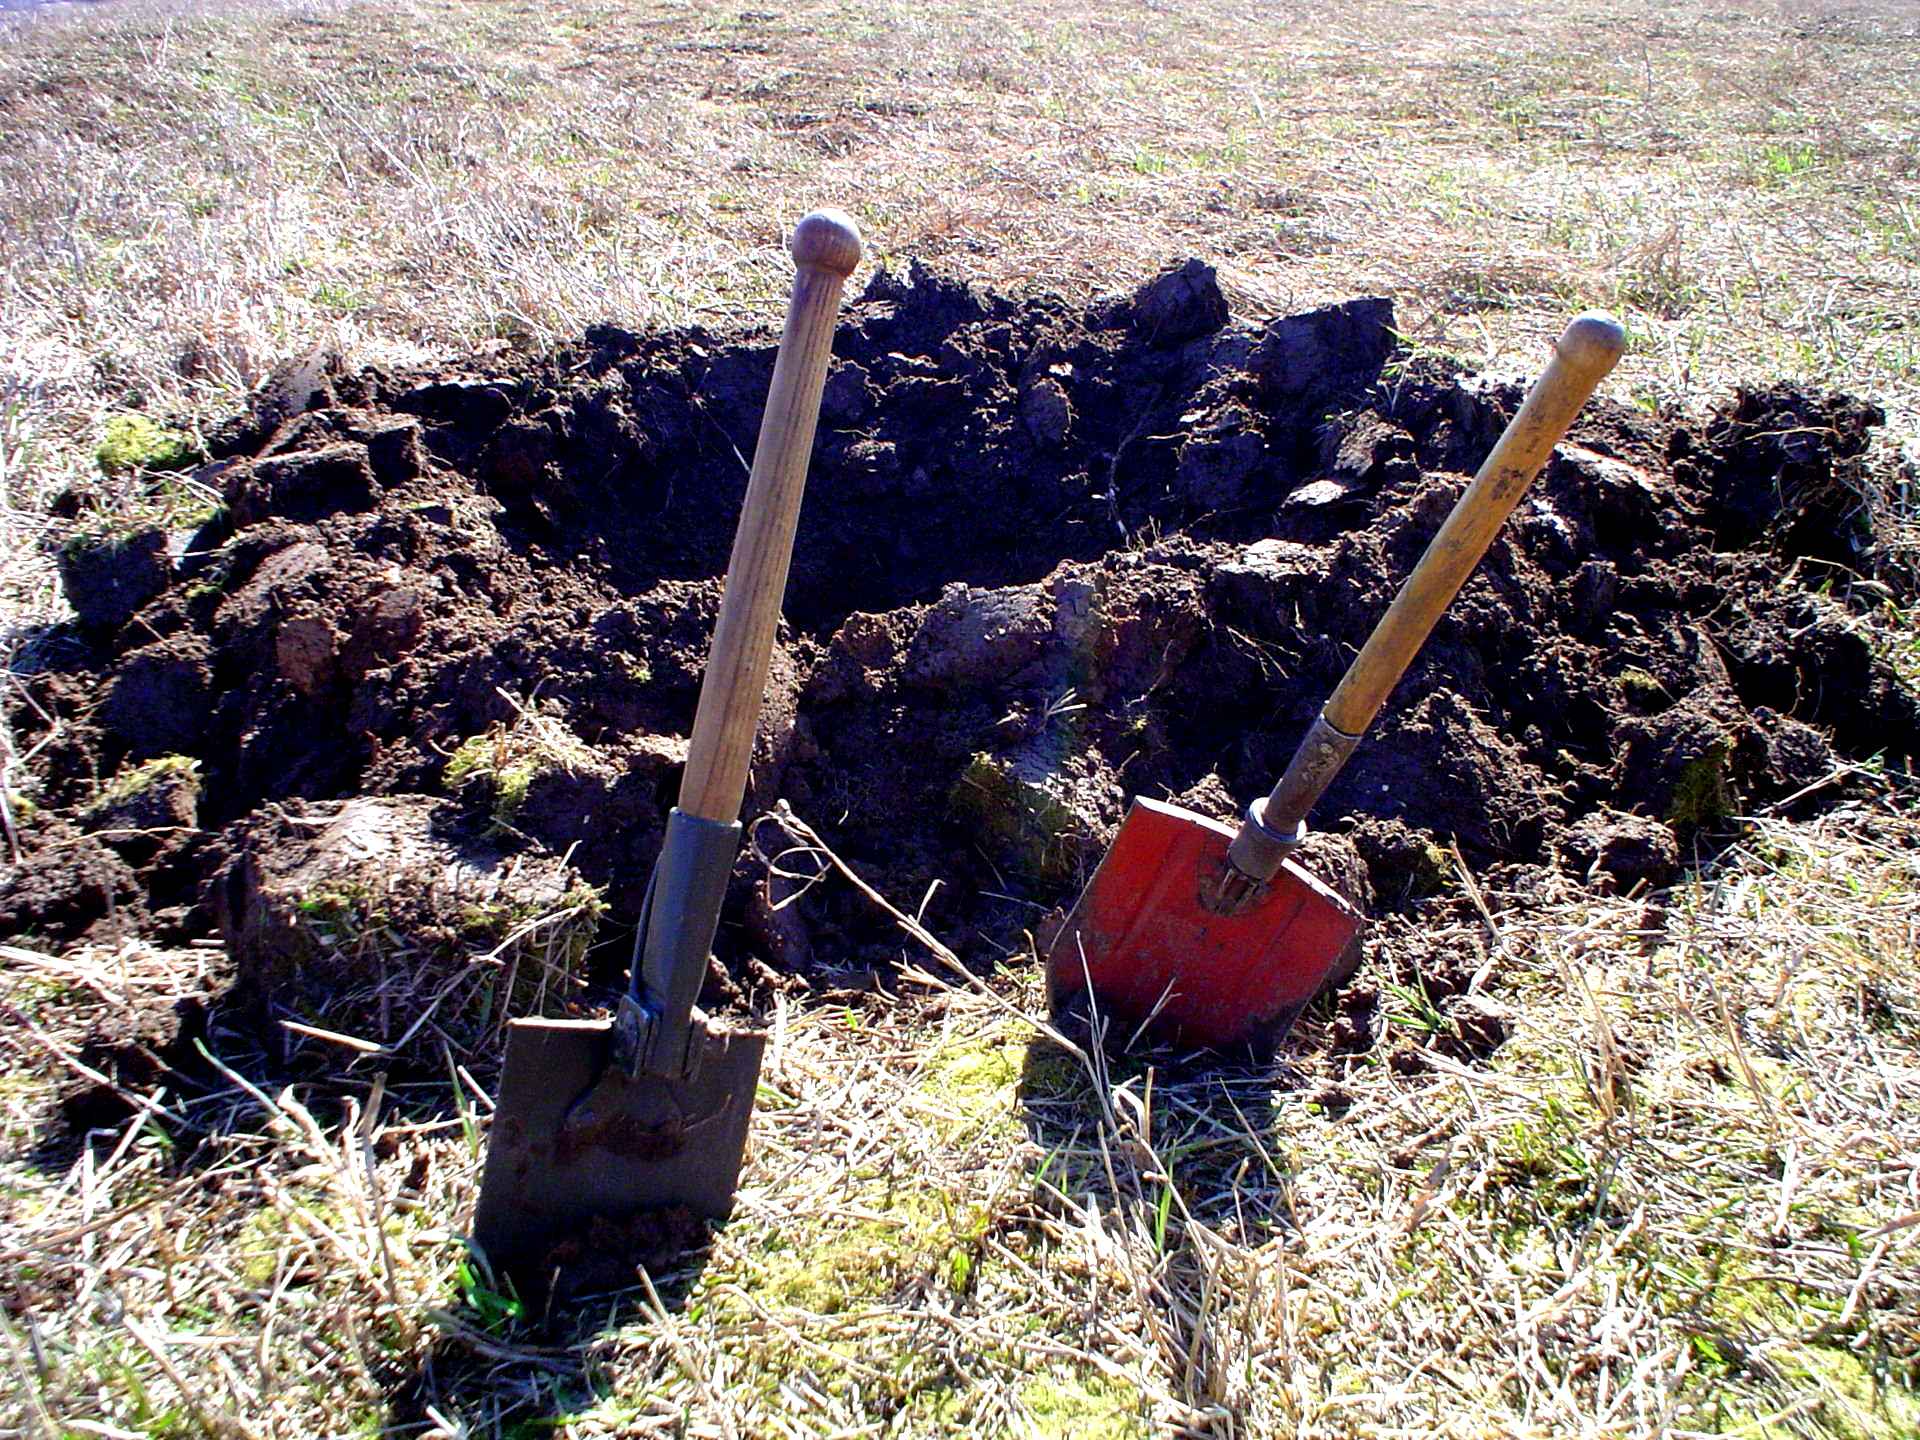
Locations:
6;257;1917;1080
1554;809;1681;894
79;754;201;868
210;796;601;1061
57;526;173;631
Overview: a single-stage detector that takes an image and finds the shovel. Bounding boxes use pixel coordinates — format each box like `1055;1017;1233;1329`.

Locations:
472;210;862;1278
1046;312;1626;1053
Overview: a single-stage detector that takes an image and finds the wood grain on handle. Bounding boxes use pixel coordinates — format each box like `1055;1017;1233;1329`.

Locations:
1321;312;1626;738
1243;313;1626;857
678;210;861;823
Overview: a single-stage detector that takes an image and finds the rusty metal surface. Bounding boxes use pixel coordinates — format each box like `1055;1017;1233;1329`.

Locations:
1046;796;1363;1052
471;1017;766;1276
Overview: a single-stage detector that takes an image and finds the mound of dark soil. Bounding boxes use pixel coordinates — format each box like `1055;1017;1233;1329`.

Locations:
7;259;1917;1058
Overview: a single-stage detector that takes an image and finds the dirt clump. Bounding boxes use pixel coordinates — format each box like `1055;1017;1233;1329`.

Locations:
1556;809;1682;894
56;526;172;632
211;796;601;1062
79;754;201;867
5;258;1916;1067
0;823;144;945
1675;384;1883;563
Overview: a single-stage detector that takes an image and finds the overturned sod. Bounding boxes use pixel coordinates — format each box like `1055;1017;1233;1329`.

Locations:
4;259;1918;1435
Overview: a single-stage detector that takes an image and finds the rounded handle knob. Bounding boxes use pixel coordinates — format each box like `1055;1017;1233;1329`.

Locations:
1556;310;1627;384
791;209;863;278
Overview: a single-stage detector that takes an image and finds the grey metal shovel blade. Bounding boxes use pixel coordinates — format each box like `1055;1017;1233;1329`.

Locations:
471;1016;766;1277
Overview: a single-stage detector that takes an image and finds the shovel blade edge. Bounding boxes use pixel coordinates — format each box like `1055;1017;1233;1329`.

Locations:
471;1018;765;1276
1046;796;1363;1052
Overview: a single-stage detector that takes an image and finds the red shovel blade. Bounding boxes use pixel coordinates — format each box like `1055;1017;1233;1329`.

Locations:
1045;796;1363;1052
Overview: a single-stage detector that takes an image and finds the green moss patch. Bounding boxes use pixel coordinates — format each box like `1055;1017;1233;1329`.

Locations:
918;1029;1025;1140
1015;1370;1150;1440
458;877;604;968
96;413;198;476
1667;739;1735;828
85;753;201;814
1619;666;1671;711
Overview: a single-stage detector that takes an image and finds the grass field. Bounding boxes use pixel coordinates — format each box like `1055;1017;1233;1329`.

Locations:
2;1;1918;1436
3;0;1917;564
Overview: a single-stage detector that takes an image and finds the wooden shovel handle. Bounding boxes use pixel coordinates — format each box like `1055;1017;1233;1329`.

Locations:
678;210;862;823
1257;312;1626;839
1323;312;1625;735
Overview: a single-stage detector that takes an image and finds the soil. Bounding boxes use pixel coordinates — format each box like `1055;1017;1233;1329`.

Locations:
6;258;1918;1078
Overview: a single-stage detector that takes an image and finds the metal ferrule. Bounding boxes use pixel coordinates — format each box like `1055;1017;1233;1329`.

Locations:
619;807;743;1078
1225;713;1362;884
1225;798;1308;881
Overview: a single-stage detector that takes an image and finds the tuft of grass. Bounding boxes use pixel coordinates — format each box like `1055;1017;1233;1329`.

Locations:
83;753;200;813
1751;140;1823;188
443;701;600;829
457;876;604;973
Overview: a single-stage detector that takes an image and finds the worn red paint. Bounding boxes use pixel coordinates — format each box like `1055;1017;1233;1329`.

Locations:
1046;796;1363;1051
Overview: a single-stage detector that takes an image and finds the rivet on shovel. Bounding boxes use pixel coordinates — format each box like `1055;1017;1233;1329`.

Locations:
471;210;863;1280
1047;313;1628;1054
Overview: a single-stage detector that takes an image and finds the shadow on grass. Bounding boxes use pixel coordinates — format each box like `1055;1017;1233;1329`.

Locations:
386;1234;723;1438
1013;1019;1303;1409
1019;1033;1295;1228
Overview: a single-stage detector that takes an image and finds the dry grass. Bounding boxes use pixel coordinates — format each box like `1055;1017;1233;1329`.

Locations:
1;0;1918;605
3;804;1917;1436
3;0;1920;1435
